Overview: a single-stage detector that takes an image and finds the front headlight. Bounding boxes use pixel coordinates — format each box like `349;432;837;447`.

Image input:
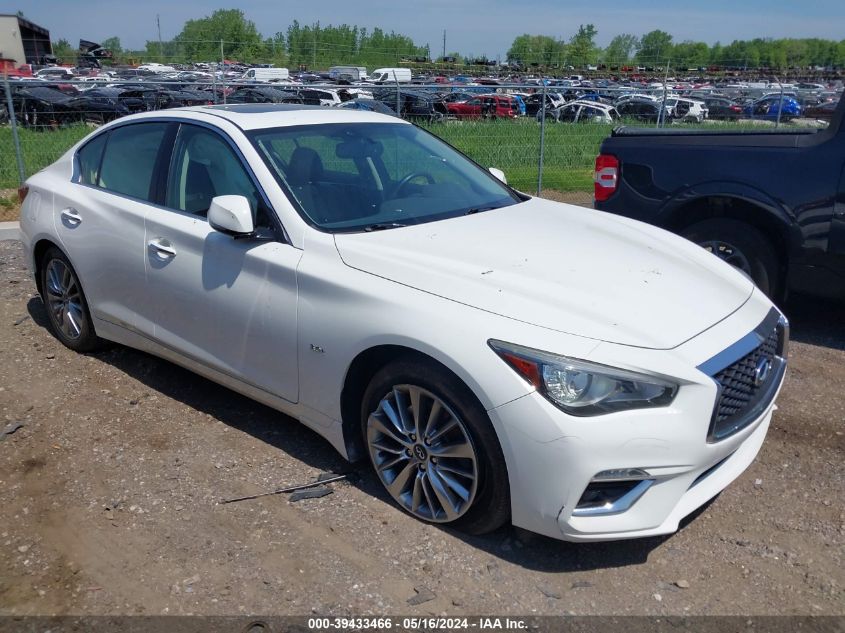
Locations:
488;340;678;416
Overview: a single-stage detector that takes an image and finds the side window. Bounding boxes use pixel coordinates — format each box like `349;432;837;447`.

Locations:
97;123;169;201
559;106;578;122
165;125;269;227
76;132;108;185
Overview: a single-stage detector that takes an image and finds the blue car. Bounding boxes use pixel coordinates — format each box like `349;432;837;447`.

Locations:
744;95;802;120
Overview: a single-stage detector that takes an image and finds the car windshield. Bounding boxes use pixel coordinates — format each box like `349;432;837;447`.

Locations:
249;122;521;232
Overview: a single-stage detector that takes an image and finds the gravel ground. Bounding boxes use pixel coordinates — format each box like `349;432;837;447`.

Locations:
0;238;843;617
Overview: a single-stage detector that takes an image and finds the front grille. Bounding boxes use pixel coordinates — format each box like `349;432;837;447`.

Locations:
713;327;778;422
703;310;788;442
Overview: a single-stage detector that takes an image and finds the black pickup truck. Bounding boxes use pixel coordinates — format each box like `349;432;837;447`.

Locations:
593;97;845;302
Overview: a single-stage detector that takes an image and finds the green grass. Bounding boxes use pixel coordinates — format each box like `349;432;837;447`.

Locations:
0;117;781;194
0;119;608;193
418;118;610;193
0;117;812;193
0;125;92;189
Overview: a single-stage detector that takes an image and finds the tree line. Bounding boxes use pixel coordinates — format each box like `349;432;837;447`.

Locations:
52;9;429;69
49;8;845;71
509;28;845;70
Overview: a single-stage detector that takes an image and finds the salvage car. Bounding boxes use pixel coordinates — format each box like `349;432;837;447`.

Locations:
374;89;448;121
743;95;802;121
20;105;788;542
12;86;80;128
446;94;519;119
615;98;670;124
539;100;620;124
701;96;744;120
521;92;566;117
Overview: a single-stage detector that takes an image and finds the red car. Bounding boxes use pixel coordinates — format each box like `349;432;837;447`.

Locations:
446;95;519;119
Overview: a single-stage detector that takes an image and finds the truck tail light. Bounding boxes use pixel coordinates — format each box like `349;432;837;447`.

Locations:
594;154;619;202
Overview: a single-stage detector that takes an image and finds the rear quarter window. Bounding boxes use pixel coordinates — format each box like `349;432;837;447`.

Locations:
76;132;108;185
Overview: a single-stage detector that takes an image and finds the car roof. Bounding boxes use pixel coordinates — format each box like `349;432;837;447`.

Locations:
565;100;613;110
113;103;407;131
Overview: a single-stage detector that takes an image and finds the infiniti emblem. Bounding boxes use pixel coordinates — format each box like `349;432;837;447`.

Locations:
753;357;773;387
413;444;427;461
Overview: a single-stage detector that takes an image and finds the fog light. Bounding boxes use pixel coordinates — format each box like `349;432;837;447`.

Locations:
592;468;651;482
572;475;654;517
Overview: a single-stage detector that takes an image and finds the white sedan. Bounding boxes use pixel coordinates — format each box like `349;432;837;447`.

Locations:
19;105;788;541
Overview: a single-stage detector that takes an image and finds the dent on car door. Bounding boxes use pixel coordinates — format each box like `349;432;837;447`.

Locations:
53;121;170;331
141;123;301;402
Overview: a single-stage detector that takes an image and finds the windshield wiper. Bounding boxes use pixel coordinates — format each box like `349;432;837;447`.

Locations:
362;222;407;232
464;205;500;215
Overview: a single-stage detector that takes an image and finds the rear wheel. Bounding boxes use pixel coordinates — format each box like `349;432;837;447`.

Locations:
681;218;780;298
361;357;510;534
40;247;104;352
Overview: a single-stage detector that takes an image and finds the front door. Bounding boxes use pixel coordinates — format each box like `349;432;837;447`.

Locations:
141;123;301;402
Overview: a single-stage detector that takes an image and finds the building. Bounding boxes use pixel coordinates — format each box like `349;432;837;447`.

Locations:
0;14;51;66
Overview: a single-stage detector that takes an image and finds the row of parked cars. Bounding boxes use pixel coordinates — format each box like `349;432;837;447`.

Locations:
536;91;841;124
4;72;842;130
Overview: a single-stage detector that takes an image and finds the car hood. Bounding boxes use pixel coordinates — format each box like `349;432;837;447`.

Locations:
333;198;754;349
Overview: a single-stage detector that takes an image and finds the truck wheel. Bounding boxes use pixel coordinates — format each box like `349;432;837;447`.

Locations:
681;219;779;298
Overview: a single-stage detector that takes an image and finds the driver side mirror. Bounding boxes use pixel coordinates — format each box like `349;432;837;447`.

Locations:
208;195;254;237
488;167;507;184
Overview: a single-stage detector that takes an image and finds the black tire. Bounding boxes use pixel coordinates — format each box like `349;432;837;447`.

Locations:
361;356;510;535
680;218;780;298
39;247;105;352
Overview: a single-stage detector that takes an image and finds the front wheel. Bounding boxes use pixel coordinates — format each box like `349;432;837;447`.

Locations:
681;218;780;298
361;357;510;534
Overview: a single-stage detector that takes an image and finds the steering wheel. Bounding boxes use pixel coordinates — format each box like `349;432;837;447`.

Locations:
391;171;435;197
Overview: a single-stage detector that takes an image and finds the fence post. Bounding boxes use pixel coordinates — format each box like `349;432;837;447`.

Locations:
537;83;547;196
658;60;670;128
774;76;783;129
220;40;227;105
3;77;26;186
393;72;401;118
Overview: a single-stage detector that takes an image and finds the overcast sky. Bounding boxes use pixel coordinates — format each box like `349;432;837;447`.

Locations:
16;0;845;59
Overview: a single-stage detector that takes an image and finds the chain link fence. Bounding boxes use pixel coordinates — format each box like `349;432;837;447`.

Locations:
0;77;834;220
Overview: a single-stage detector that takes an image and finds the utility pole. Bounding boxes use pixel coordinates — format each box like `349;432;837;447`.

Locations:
157;14;163;62
442;30;446;61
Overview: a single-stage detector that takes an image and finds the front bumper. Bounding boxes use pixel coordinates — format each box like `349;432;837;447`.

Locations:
488;298;786;542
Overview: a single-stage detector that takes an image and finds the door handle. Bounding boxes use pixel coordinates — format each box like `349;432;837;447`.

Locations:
148;238;177;259
60;207;82;226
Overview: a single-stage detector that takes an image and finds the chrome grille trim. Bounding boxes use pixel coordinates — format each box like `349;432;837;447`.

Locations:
697;308;789;443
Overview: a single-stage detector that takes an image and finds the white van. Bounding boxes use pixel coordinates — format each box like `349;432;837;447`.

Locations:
370;68;412;83
241;67;290;82
329;66;367;81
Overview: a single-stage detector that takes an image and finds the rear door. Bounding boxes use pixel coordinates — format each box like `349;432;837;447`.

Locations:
141;122;301;402
52;121;171;330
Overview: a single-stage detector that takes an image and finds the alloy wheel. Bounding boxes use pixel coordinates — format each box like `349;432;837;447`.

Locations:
45;258;85;340
367;385;479;523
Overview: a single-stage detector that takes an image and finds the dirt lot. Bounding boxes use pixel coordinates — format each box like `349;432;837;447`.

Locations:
0;238;843;617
